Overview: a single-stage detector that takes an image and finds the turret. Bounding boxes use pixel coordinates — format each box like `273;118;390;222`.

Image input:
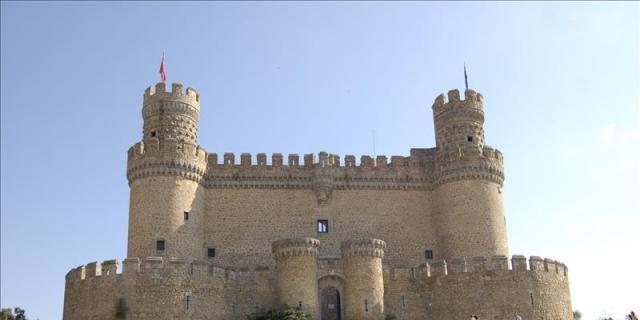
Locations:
272;238;321;320
432;89;485;149
342;239;386;320
431;89;508;260
126;83;207;261
142;82;200;146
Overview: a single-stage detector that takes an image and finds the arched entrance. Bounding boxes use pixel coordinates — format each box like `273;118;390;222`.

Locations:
320;286;341;320
318;275;344;320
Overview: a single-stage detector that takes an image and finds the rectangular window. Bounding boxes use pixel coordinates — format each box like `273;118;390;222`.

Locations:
151;131;157;137
425;250;433;260
401;295;407;309
184;293;192;310
184;211;190;221
207;248;216;258
529;291;535;306
467;136;474;142
156;240;165;252
317;220;329;233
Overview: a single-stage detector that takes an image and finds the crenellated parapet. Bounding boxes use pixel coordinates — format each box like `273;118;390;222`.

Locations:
383;255;569;281
272;238;320;259
65;257;274;287
202;146;504;191
432;144;505;187
203;151;432;192
432;89;484;124
143;82;200;107
341;239;386;258
126;141;208;185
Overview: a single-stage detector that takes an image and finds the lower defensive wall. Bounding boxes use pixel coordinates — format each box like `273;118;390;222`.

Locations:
64;240;571;320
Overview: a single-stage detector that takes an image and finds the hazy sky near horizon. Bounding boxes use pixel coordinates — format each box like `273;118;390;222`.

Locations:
1;2;638;319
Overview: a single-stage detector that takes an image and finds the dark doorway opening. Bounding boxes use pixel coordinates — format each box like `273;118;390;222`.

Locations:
320;286;342;320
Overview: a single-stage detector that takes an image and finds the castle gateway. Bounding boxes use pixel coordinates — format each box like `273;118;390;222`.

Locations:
63;82;572;320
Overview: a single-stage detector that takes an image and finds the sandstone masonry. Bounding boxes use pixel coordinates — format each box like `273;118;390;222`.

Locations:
63;82;572;320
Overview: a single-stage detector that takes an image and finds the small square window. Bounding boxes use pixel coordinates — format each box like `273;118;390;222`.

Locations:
317;220;329;233
184;211;190;221
156;240;165;252
466;136;474;142
151;131;157;138
425;250;433;260
207;248;216;258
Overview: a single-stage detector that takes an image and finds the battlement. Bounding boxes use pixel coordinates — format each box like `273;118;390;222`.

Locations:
201;148;502;189
341;239;386;258
384;255;568;281
204;151;433;190
432;88;484;118
65;257;274;285
127;141;208;162
143;82;200;107
126;141;208;184
206;151;428;170
272;238;320;259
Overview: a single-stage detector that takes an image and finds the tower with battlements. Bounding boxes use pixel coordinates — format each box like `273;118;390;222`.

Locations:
63;82;572;320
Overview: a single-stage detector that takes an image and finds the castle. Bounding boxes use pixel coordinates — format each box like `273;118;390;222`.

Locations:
63;82;572;320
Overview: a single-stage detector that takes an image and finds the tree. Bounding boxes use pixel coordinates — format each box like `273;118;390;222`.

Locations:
573;310;582;320
0;307;27;320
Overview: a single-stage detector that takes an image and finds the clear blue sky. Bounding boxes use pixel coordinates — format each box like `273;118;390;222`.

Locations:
1;2;638;319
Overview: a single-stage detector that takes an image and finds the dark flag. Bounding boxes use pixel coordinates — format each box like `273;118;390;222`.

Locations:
464;63;469;90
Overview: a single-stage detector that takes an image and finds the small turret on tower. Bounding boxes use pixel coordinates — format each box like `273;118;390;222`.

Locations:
142;82;201;146
432;88;485;150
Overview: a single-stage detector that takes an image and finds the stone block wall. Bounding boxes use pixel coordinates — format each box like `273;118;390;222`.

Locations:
63;254;570;320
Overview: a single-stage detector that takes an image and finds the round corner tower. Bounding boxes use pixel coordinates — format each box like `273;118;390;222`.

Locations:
431;89;508;260
126;82;207;261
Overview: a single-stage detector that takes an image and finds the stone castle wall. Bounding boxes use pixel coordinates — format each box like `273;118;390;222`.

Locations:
383;255;572;320
203;186;435;267
63;254;570;320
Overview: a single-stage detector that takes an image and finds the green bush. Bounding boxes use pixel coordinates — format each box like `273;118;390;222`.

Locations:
247;305;310;320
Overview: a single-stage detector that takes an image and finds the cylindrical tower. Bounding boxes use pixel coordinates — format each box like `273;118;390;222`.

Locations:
342;239;386;320
272;238;321;320
126;82;207;261
431;89;508;260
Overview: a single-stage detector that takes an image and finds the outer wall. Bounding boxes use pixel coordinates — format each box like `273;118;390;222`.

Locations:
384;270;573;320
64;261;571;320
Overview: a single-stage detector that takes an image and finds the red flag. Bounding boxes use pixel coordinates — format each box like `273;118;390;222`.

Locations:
159;54;166;83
